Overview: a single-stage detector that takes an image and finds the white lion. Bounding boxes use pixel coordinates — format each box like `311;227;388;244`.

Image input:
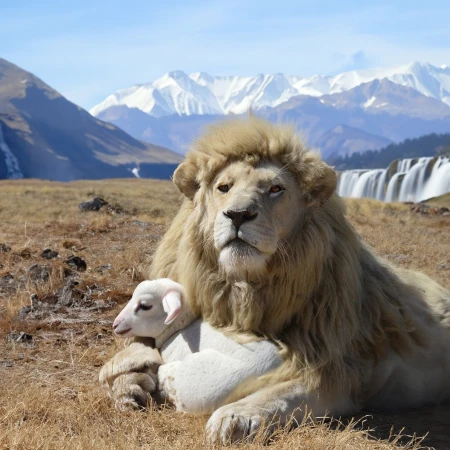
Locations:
100;117;450;444
111;278;282;414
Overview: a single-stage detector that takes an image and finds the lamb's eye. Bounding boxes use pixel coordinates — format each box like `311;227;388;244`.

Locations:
269;185;284;194
217;184;230;193
139;303;153;311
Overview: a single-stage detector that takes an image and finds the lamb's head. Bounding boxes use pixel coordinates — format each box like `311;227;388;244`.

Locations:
113;279;185;339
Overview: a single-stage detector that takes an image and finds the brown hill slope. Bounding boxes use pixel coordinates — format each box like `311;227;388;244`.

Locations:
0;58;182;181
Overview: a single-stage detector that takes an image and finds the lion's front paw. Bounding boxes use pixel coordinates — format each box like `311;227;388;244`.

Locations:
157;361;184;410
111;372;157;411
99;340;162;390
206;403;267;445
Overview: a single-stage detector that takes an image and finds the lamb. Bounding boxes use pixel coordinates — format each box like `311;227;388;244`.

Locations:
113;278;196;347
112;278;282;414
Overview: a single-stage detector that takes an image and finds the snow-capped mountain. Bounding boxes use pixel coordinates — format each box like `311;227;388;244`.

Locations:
90;62;450;118
95;78;450;156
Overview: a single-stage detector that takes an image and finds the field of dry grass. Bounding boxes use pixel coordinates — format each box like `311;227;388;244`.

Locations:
0;179;449;450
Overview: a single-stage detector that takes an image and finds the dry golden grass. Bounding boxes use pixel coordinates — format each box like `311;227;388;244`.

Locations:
427;193;450;209
1;179;449;450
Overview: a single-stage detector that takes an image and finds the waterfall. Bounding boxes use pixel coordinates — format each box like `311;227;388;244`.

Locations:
337;156;450;202
421;157;450;200
337;170;366;197
351;169;385;198
0;123;23;179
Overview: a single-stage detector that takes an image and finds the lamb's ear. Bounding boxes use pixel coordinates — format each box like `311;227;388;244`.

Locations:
305;161;337;207
162;291;182;324
173;160;199;199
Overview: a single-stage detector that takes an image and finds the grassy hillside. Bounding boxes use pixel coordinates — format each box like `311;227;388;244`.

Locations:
1;180;449;449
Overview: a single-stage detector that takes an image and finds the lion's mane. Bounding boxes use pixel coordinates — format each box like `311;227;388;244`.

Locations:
149;117;443;398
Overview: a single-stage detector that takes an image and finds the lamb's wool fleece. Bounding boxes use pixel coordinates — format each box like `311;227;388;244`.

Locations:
159;319;282;414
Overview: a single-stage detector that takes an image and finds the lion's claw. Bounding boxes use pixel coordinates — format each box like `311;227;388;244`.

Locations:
206;404;267;445
110;372;156;411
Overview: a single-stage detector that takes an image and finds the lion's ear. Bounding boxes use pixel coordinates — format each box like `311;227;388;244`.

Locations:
306;163;337;206
173;160;199;199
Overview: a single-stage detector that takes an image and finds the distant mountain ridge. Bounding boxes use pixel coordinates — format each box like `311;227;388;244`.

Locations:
95;78;450;157
315;125;392;161
0;58;182;181
330;133;450;170
90;62;450;118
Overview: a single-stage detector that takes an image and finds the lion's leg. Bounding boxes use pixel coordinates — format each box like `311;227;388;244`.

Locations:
99;338;163;409
206;379;358;445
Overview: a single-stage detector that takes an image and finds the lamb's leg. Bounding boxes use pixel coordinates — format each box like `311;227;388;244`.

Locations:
206;379;358;445
99;337;163;409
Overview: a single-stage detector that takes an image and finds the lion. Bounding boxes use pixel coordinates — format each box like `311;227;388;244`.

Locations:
100;116;450;444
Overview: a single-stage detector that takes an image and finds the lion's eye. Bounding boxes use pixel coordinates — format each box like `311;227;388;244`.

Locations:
138;303;153;312
217;184;230;193
269;185;284;194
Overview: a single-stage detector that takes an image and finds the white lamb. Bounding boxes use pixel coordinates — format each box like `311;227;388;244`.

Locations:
112;278;282;414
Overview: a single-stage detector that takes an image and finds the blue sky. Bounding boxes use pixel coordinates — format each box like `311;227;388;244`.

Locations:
1;0;450;109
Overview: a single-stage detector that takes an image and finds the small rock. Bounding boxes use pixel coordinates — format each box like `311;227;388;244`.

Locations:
16;306;32;321
97;263;112;273
7;332;33;343
0;243;11;253
78;197;108;212
62;267;75;278
132;220;149;228
93;299;116;310
104;203;124;215
27;264;50;282
30;294;40;308
0;273;14;284
18;248;33;258
0;360;13;367
65;256;87;272
56;279;82;307
410;202;450;216
41;249;59;259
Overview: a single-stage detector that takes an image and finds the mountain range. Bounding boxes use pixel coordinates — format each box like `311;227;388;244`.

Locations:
2;58;450;181
91;62;450;157
0;58;181;181
91;62;450;117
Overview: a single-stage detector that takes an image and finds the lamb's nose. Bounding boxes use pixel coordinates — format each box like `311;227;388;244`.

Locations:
223;209;258;230
113;317;122;330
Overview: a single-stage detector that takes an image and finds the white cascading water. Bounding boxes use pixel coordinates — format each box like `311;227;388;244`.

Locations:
0;123;23;179
337;156;450;202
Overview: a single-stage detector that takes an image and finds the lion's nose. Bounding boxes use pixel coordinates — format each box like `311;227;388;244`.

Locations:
223;209;258;230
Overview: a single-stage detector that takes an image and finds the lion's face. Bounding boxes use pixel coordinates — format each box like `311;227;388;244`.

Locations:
206;161;304;274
